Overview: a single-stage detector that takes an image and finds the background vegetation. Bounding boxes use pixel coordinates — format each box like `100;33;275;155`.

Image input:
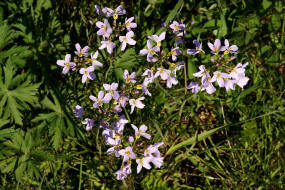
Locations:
0;0;284;189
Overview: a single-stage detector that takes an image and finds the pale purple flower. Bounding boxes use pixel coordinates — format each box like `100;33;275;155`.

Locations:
142;69;154;86
142;85;151;96
114;115;129;134
187;81;200;93
129;97;145;114
234;74;249;89
131;124;151;139
94;4;101;15
96;19;112;38
79;66;95;83
222;39;238;54
193;65;210;83
170;47;181;61
103;83;120;100
166;72;178;88
82;118;94;131
201;80;216;94
102;128;114;139
119;146;136;162
210;71;231;87
154;68;170;80
136;157;152;174
170;21;185;33
148;32;166;50
187;40;204;55
75;43;89;57
224;79;236;91
119;31;136;51
123;70;136;84
99;40;115;54
119;95;128;107
150;156;164;168
56;54;76;74
125;17;137;31
140;40;159;62
90;51;103;68
113;105;122;113
115;168;128;180
106;137;121;157
229;62;248;79
74;105;84;118
122;163;132;174
129;136;134;143
103;5;126;19
208;39;223;55
89;91;112;108
144;143;164;168
144;142;164;158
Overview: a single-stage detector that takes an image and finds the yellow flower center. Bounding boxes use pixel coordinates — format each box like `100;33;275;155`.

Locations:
175;25;179;30
126;151;130;156
126;75;130;83
217;73;221;79
146;149;150;154
123;37;128;42
79;50;84;57
65;63;70;67
136;85;142;89
126;22;130;27
157;41;161;47
103;25;107;30
98;99;103;107
84;70;88;75
139;159;143;164
113;13;118;20
114;134;120;139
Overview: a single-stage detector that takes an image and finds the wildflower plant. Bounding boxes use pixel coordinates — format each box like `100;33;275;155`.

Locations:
56;4;250;181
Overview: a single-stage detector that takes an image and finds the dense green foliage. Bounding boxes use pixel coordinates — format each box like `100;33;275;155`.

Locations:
0;0;284;189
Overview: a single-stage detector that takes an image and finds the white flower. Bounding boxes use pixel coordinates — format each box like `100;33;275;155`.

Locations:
131;124;151;139
119;31;136;51
136;157;151;174
148;31;166;50
79;66;95;83
56;54;76;74
90;51;103;68
129;97;145;114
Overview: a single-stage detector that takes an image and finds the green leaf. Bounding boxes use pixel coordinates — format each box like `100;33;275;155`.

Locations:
187;59;197;79
32;93;74;150
166;126;224;155
262;0;272;10
271;13;281;31
218;8;227;37
164;0;184;26
0;62;40;125
114;48;138;69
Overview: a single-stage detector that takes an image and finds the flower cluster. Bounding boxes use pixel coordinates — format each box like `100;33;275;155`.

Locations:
187;39;249;94
74;68;166;180
56;43;102;83
56;4;250;181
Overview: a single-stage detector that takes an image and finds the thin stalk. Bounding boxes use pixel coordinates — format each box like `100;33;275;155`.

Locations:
220;100;237;167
